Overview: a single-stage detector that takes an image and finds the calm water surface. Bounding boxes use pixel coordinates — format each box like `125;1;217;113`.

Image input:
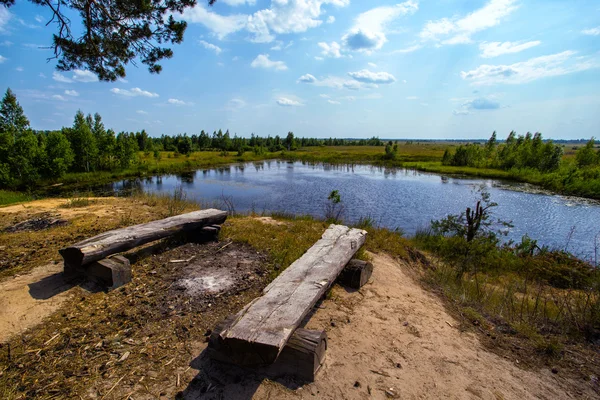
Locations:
99;161;600;260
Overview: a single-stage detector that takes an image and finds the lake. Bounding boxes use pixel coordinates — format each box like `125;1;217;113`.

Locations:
91;161;600;261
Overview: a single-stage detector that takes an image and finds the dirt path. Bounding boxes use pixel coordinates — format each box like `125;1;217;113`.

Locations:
187;253;586;400
0;262;74;343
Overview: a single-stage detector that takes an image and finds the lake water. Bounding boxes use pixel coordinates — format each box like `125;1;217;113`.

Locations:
93;161;600;261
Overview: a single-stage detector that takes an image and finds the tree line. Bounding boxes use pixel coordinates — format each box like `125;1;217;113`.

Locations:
0;88;385;188
441;131;600;172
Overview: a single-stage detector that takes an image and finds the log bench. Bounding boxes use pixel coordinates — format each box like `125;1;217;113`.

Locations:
207;224;370;381
59;209;227;289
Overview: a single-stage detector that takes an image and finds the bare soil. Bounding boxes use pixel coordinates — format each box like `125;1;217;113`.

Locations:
179;253;596;400
2;246;595;399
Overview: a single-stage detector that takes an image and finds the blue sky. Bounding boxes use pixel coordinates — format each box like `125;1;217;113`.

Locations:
0;0;599;139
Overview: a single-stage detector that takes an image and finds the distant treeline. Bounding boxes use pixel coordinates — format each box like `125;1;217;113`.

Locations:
442;131;600;172
0;88;384;188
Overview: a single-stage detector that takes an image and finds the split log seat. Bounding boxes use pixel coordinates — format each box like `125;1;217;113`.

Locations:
208;224;367;380
59;209;227;289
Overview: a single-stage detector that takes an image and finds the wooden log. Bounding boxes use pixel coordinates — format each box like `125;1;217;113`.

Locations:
208;316;327;382
85;255;131;290
338;259;373;289
220;224;366;365
59;209;227;269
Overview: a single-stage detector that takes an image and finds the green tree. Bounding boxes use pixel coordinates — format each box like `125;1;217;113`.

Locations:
67;110;98;172
284;132;297;151
45;131;74;179
0;88;35;186
12;130;41;185
0;88;30;136
576;138;598;167
115;132;139;169
177;136;192;155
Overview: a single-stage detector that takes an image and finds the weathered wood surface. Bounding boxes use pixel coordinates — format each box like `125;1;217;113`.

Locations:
86;255;131;290
209;316;327;381
220;224;366;365
338;259;373;289
59;209;227;268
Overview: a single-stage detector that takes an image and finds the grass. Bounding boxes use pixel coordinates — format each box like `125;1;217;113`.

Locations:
0;190;31;206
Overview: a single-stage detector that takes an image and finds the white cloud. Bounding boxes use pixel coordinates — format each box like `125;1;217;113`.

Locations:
227;98;247;110
420;0;519;45
327;99;341;104
53;71;72;83
342;1;418;53
199;40;222;54
34;15;44;23
406;96;418;100
136;110;148;115
479;40;541;58
327;16;335;24
582;27;600;36
463;97;500;109
246;0;350;43
270;40;293;51
0;55;6;64
168;98;193;105
277;97;303;106
453;97;501;115
388;44;422;54
180;5;247;39
0;7;11;33
15;66;23;72
39;73;46;78
73;69;99;82
461;51;599;85
52;95;66;101
298;74;317;83
314;56;324;61
453;109;470;116
221;0;256;6
0;40;12;46
251;54;288;71
298;74;375;90
348;69;396;84
368;62;377;68
319;94;330;98
110;87;159;97
64;90;79;97
184;1;349;43
318;41;342;58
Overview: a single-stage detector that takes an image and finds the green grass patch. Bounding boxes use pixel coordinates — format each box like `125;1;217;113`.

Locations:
0;190;31;206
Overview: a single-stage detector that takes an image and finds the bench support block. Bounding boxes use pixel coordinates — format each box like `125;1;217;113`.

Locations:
338;259;373;289
208;315;327;382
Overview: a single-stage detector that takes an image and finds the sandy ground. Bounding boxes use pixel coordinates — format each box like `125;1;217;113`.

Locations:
0;223;592;398
183;252;590;400
0;262;74;343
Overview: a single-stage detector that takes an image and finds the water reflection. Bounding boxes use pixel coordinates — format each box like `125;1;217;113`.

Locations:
55;161;600;259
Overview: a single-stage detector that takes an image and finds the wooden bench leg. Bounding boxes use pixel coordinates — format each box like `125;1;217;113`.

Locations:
338;259;373;289
208;316;327;382
85;255;132;290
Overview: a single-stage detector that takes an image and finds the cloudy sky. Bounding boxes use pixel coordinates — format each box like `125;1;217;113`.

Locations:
0;0;599;139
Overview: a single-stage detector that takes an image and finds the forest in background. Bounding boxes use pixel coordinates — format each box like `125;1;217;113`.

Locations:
1;87;599;200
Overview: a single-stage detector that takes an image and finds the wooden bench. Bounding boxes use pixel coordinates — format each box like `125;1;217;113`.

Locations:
207;224;369;380
59;209;227;289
